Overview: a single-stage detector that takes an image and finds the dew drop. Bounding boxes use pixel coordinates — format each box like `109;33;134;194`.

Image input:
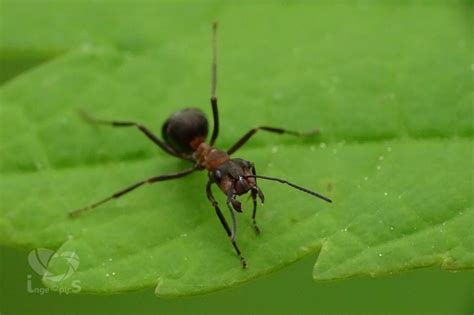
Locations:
271;146;279;154
379;253;383;257
387;147;392;152
376;165;381;170
181;233;188;237
112;272;116;276
364;176;369;181
106;273;110;277
389;226;394;231
310;145;316;151
379;155;384;161
384;192;388;196
320;142;327;149
108;258;113;262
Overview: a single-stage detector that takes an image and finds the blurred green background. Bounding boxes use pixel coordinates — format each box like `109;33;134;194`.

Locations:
1;246;473;314
1;0;472;314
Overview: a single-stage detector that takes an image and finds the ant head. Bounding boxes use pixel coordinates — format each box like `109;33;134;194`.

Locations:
210;158;333;206
210;158;257;196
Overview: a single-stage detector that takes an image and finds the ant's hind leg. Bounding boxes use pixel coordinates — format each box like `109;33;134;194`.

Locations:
209;22;219;146
79;110;188;160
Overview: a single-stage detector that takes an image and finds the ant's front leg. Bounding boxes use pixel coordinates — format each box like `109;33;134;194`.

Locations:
250;164;265;235
206;181;247;268
250;186;265;235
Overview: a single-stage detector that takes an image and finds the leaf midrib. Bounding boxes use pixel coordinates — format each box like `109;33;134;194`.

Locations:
2;133;472;176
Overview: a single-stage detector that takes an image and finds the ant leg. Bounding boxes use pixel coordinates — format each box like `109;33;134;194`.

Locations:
80;110;189;161
206;181;247;268
209;97;219;146
250;190;260;234
209;22;219;146
69;167;197;217
250;165;264;234
227;126;319;155
225;191;238;242
251;187;266;234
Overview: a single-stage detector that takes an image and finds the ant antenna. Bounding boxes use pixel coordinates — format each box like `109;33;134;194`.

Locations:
245;175;333;203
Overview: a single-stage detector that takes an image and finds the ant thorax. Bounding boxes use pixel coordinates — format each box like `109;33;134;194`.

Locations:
194;142;230;171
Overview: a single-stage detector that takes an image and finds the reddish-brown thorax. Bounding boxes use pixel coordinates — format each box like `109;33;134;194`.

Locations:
194;143;230;171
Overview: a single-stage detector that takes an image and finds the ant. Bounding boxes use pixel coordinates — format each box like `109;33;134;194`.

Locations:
69;22;332;268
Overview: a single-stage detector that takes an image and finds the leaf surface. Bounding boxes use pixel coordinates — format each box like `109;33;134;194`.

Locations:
0;3;472;296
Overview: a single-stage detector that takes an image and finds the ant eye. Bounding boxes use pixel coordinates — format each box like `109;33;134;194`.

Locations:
214;169;222;180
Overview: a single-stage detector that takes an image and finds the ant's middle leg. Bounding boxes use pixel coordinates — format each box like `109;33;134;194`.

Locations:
69;166;197;217
80;110;188;161
227;126;319;155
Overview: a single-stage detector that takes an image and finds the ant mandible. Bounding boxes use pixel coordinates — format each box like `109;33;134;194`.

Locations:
69;22;332;268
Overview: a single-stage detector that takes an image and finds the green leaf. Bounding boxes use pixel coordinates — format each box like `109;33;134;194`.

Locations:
0;3;472;297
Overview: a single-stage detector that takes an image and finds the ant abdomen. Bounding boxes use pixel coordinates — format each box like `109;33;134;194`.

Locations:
162;108;208;154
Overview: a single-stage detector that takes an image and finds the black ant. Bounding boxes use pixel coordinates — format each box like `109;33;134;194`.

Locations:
69;22;332;268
